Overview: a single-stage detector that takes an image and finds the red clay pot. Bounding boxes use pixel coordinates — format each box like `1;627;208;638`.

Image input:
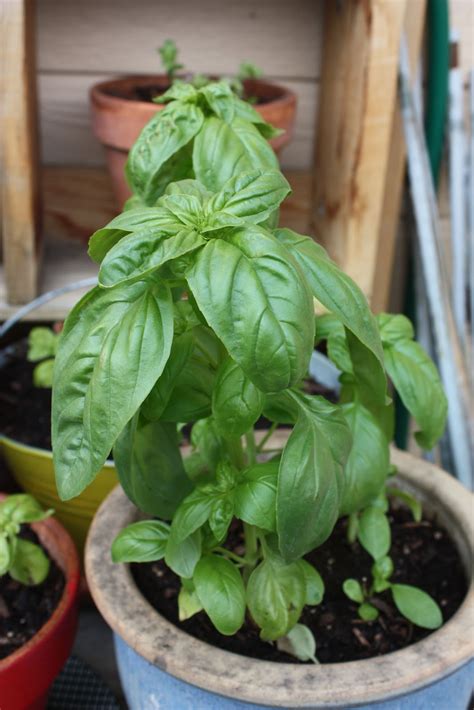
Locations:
90;75;297;207
0;496;80;710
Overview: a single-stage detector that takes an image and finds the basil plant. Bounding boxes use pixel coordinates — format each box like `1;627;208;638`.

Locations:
52;81;447;655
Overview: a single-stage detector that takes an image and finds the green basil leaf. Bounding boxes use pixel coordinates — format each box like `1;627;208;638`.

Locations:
387;487;422;523
359;602;379;621
187;227;314;392
391;584;442;629
99;229;205;288
27;327;58;361
212;356;264;437
198;82;235;123
342;578;364;604
190;417;225;472
111;520;170;563
383;338;447;450
53;281;174;500
114;415;191;519
276;624;317;662
206;170;290;225
171;486;217;544
232;95;281;139
276;393;351;561
165;528;201;579
246;555;306;640
0;494;52;524
156;193;204;227
208;497;234;541
193;555;245;635
32;359;54;388
377;313;414;344
158;82;198;103
357;507;391;561
372;556;394;586
234;460;278;531
178;578;203;621
193;116;277;192
274;228;385;373
9;539;49;586
159;343;217;422
165;179;211;200
0;535;12;576
339;402;390;516
296;559;325;605
126;101;204;204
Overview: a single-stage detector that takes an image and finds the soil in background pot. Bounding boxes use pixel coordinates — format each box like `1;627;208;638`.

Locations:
0;526;65;659
133;502;467;664
104;80;271;106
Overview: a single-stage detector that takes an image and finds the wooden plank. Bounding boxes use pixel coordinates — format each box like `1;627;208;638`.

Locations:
38;72;319;170
36;0;323;79
371;0;426;312
311;0;406;305
0;0;41;304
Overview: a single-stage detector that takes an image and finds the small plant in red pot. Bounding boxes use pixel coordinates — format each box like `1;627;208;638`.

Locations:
90;39;296;206
0;494;80;710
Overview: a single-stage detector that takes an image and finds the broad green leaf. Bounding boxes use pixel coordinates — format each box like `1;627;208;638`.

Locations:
126;101;204;204
276;393;351;561
27;327;58;361
156;193;204;228
111;520;170;563
165;179;211;200
391;584;442;629
33;359;55;388
212;356;265;437
232;95;282;139
158;82;197;103
199;82;235;123
205;170;290;225
99;229;205;288
297;560;325;605
193;116;277;193
387;487;422;523
342;578;364;604
0;535;11;576
171;486;217;543
382;337;447;450
53;281;174;500
377;313;414;344
358;507;391;561
9;539;49;586
372;556;394;592
274;228;385;373
190;418;225;472
315;315;353;374
234;460;278;531
208;497;234;541
165;529;201;579
276;624;317;663
114;416;192;519
246;555;306;640
0;494;52;524
193;555;245;635
359;602;379;621
178;578;203;621
339;402;390;516
187;227;314;392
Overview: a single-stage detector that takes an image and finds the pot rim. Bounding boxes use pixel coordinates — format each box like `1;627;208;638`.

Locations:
90;74;297;111
85;447;474;708
0;433;116;470
0;497;80;672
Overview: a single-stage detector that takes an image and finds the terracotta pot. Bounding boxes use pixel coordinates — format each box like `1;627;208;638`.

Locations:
90;75;297;207
85;447;474;709
0;496;80;710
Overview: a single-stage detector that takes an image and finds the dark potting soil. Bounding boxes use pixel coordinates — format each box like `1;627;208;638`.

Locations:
0;526;65;659
0;340;52;450
132;502;467;664
107;82;270;106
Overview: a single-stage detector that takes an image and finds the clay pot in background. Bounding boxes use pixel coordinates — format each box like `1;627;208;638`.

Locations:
90;75;297;207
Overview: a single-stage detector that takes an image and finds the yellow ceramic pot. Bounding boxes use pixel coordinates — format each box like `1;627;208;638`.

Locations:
1;435;117;555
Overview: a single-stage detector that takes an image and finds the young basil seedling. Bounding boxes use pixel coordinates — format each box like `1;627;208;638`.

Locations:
27;326;60;388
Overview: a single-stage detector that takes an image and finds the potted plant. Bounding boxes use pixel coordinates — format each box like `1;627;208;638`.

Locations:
90;40;296;206
52;80;473;708
0;313;117;554
0;493;80;709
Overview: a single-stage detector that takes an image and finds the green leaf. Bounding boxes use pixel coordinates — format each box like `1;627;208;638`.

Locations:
358;507;391;561
193;555;246;635
158;82;196;104
53;281;174;501
212;356;264;437
391;584;443;629
0;494;52;524
9;539;49;586
205;170;290;225
372;556;394;592
276;623;318;662
164;179;211;200
234;460;278;531
387;487;422;523
99;229;206;288
359;602;379;621
232;95;281;139
111;520;170;563
246;555;306;640
178;578;203;621
382;337;447;450
296;560;324;605
208;497;234;541
377;313;414;344
339;402;390;516
165;529;201;579
190;417;225;472
193;116;277;193
27;327;58;361
0;535;12;576
126;101;204;204
274;228;385;373
198;82;235;123
33;359;55;388
187;227;314;392
171;487;217;544
276;392;351;561
342;578;364;604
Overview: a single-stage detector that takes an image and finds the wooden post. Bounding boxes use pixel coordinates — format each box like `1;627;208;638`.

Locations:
312;0;406;306
0;0;41;304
